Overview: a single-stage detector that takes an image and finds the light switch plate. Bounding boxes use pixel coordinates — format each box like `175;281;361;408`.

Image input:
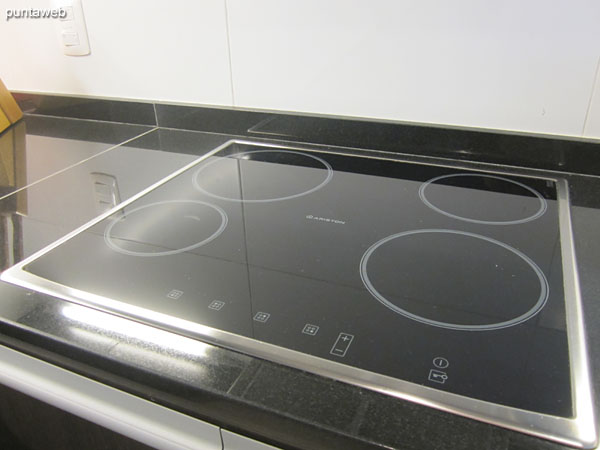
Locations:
51;0;90;56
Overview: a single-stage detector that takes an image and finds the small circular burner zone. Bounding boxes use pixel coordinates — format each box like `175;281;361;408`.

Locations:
104;200;228;257
419;173;547;225
192;149;333;203
360;229;548;331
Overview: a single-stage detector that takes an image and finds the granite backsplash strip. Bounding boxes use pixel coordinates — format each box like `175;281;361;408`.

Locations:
21;114;154;146
12;93;600;177
13;94;157;126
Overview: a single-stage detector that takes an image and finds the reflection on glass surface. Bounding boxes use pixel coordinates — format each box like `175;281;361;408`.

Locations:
0;127;221;270
0;121;26;270
67;326;117;348
63;304;210;358
0;116;151;201
64;308;211;377
105;200;228;257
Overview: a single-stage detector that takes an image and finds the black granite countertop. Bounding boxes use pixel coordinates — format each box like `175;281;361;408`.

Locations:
1;96;600;450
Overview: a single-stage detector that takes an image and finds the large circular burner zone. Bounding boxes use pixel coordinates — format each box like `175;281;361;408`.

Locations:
419;173;547;225
104;200;228;257
360;229;548;331
192;149;333;203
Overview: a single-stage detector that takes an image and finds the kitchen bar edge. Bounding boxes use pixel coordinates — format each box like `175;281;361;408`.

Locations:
1;139;596;449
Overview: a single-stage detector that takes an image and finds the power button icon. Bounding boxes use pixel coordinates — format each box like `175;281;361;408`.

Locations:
433;357;449;369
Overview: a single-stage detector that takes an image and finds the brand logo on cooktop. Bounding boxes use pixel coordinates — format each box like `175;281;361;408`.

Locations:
305;214;346;225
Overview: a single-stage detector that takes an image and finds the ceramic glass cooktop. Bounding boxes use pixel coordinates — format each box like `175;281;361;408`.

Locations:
2;140;595;448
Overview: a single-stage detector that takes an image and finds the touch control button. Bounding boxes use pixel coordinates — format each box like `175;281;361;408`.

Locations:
254;312;270;323
208;300;225;311
330;333;354;357
433;357;449;369
166;289;183;300
428;369;448;384
302;324;319;335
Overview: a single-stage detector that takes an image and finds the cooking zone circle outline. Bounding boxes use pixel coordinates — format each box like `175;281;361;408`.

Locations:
104;200;228;257
192;149;333;203
418;173;548;225
359;229;549;331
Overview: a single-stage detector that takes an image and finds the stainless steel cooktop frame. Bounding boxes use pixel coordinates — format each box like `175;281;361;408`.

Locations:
2;139;596;448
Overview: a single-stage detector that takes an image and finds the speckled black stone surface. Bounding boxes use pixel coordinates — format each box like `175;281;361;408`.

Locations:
14;93;157;126
0;97;599;450
154;103;600;177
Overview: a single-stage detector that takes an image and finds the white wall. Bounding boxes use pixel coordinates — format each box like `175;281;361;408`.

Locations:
1;0;599;138
0;0;232;105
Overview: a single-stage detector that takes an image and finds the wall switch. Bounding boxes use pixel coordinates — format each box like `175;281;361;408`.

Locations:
59;6;74;21
52;0;90;56
61;31;80;46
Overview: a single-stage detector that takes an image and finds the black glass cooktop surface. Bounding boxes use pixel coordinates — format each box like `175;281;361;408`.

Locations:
3;140;595;448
